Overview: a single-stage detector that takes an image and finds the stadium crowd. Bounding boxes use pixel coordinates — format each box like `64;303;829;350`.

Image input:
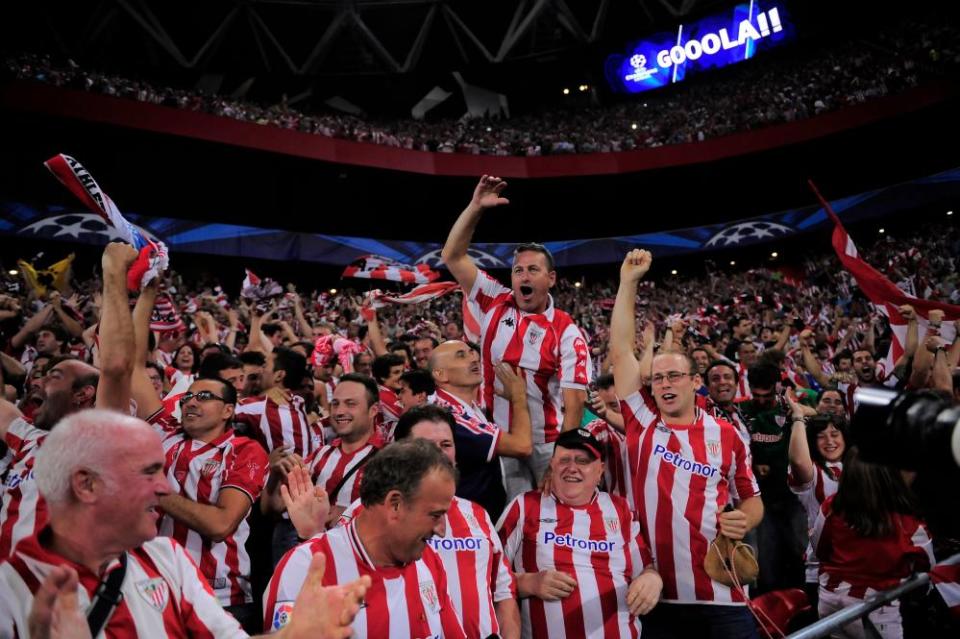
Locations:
5;17;959;156
0;175;958;638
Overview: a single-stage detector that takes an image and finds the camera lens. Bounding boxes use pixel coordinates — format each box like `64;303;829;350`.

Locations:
852;387;960;471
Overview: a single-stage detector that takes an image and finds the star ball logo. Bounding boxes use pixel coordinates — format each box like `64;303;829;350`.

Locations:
704;221;793;248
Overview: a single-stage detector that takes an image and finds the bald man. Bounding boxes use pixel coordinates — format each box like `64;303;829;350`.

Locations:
0;409;369;639
430;340;532;519
0;355;99;558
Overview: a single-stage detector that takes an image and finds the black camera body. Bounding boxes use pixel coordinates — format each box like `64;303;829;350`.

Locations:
852;387;960;541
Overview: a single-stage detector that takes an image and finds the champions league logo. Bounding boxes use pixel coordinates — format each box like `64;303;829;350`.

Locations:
704;220;793;248
625;54;658;82
19;213;161;245
416;247;506;269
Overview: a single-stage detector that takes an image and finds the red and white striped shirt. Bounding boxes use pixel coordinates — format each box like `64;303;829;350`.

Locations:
470;270;591;444
306;439;380;509
0;532;246;639
789;462;842;583
497;490;653;639
811;496;934;599
0;419;47;559
789;462;842;531
584;419;632;506
159;427;269;606
375;385;402;443
338;496;517;639
264;519;467;638
234;392;323;458
620;389;760;604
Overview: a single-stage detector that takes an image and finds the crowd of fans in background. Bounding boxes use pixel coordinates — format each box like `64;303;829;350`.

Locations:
1;222;958;394
5;17;958;156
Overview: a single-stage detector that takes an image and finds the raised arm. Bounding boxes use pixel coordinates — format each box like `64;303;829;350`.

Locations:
494;363;533;458
96;243;139;412
361;302;388;357
798;330;831;388
131;283;163;419
441;176;510;294
611;250;652;400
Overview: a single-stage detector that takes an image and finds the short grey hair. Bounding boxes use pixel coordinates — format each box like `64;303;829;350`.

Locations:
359;439;456;507
34;409;152;506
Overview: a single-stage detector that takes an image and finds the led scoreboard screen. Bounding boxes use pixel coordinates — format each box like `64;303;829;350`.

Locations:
605;3;794;94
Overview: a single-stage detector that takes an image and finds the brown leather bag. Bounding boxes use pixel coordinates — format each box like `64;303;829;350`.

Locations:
704;534;759;587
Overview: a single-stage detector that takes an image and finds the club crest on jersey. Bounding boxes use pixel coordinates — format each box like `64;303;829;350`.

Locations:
201;459;221;478
605;518;621;534
775;414;787;428
420;581;440;614
464;513;480;530
527;325;544;346
272;601;294;630
135;578;169;611
706;440;721;457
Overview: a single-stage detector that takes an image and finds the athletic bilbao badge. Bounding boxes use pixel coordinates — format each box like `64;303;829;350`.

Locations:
201;459;221;478
605;518;621;535
136;578;169;611
420;580;440;614
707;440;721;457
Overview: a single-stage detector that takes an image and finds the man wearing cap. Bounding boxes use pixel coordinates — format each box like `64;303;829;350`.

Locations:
496;428;662;639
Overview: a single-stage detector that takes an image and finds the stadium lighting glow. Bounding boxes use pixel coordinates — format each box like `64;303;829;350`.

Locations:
948;210;954;216
329;288;337;295
563;88;570;95
729;261;736;266
579;84;588;92
631;123;638;130
574;282;582;288
671;269;678;275
879;228;885;234
7;270;18;276
770;252;778;258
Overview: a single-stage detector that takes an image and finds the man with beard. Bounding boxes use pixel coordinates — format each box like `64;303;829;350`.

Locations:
262;374;381;561
0;243;137;559
702;361;750;444
441;176;591;496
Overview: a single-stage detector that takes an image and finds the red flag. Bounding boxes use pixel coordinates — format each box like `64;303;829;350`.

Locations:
342;255;439;284
810;180;960;376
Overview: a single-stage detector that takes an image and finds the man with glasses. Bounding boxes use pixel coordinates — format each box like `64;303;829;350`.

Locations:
155;376;269;630
611;249;763;639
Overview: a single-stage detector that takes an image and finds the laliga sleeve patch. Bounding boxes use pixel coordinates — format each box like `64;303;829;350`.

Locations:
272;601;295;630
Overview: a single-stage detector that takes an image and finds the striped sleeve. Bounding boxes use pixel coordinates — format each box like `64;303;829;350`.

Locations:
262;539;324;632
468;269;511;314
559;322;591;389
166;539;246;639
220;439;269;502
481;507;517;602
496;494;526;565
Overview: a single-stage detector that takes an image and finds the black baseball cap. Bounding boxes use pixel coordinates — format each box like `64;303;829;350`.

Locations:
554;428;603;461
